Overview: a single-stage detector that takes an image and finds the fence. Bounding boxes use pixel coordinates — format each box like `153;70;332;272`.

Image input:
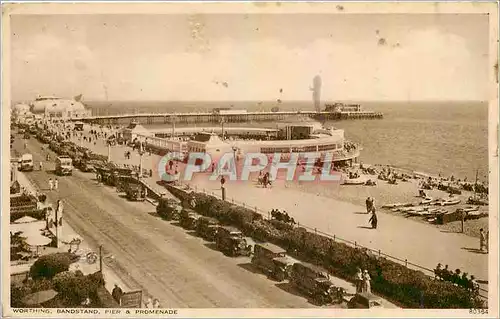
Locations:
184;183;488;300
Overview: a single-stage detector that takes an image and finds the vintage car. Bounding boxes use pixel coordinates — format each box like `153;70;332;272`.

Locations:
179;208;201;230
215;226;252;257
347;293;384;309
251;243;295;281
116;177;146;201
290;262;345;305
156;198;182;220
195;216;219;241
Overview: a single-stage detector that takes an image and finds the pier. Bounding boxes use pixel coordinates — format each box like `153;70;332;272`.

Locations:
72;110;383;126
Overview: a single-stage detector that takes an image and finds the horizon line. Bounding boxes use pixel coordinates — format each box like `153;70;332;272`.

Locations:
11;99;488;104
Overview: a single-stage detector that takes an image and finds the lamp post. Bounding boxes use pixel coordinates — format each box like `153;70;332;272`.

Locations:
232;146;237;172
220;176;226;201
220;117;226;140
171;114;178;139
107;142;111;163
138;142;145;179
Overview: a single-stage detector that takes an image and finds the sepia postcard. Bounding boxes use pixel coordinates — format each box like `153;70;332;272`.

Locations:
1;1;499;318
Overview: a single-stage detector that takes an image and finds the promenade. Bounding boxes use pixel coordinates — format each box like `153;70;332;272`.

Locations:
68;125;489;289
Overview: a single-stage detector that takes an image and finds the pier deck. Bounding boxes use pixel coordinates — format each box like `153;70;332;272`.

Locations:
72;110;384;126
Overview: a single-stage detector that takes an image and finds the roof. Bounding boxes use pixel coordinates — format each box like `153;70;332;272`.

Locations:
293;261;329;275
354;292;383;301
255;242;286;254
218;225;241;232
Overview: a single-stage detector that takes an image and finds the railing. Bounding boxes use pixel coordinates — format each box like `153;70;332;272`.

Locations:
176;183;488;300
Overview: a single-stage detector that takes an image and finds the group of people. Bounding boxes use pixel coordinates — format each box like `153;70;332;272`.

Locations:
270;209;296;224
433;264;480;293
258;171;272;188
48;178;59;191
365;197;378;229
354;268;372;294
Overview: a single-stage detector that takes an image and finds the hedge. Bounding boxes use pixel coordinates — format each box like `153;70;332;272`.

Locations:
164;185;484;309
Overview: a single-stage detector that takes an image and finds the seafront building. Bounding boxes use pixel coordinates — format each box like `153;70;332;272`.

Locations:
123;116;360;166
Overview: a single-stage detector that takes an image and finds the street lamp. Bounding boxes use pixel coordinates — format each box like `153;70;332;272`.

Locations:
232;146;238;172
138;142;145;179
171;114;178;139
220;117;226;140
220;176;226;201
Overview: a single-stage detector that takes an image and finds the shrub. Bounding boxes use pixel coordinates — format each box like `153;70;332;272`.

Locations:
53;271;105;307
11;278;54;307
29;253;75;280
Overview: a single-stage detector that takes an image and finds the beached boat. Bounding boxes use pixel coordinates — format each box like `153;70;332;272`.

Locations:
463;206;480;213
383;203;403;208
383;202;413;209
440;197;461;206
342;178;365;185
420;197;436;205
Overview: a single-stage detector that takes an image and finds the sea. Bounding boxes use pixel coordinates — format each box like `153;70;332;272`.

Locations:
85;100;489;181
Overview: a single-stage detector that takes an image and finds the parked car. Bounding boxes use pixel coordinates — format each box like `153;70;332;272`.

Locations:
195;216;219;241
215;226;252;257
251;243;295;281
347;293;384;309
156;198;182;220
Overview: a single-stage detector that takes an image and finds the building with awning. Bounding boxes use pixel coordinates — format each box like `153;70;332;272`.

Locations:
120;121;153;142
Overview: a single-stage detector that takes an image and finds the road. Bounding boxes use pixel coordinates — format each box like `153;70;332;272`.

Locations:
12;134;328;308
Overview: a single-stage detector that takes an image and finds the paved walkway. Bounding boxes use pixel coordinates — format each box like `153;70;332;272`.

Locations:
66;126;489;287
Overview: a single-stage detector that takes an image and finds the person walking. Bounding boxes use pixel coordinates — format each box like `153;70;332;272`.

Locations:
153;299;161;308
54;178;59;191
479;228;487;253
48;178;53;191
369;208;378;229
39;161;43;171
362;270;371;293
112;284;123;304
365;197;373;214
355;268;363;293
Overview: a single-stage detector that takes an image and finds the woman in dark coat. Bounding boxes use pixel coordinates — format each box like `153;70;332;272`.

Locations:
369;208;378;229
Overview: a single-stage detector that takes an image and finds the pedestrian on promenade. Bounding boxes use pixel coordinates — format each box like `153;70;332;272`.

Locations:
39;162;43;171
153;299;161;308
54;178;59;190
362;270;371;293
48;178;53;191
365;197;373;214
369;208;378;229
486;230;489;251
112;284;123;304
355;268;363;293
479;228;487;253
144;298;153;308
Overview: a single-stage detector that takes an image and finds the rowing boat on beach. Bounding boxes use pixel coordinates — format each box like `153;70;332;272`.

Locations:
440;197;461;206
342;178;365;185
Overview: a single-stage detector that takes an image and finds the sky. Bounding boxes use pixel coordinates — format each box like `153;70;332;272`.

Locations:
10;14;490;102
